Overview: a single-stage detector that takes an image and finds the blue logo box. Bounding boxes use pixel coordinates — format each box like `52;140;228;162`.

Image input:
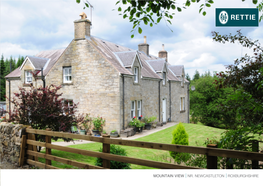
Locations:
216;8;258;27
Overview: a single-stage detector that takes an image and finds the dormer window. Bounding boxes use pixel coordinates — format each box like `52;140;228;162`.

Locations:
134;67;138;83
25;71;32;84
63;67;72;83
163;72;166;85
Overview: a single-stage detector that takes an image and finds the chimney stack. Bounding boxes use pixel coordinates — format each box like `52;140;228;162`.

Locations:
158;44;168;61
138;36;149;56
74;12;91;40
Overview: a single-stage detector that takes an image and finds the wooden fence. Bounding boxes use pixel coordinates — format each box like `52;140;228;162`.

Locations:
19;127;263;169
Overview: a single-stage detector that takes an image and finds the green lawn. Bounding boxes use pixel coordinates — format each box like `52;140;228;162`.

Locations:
39;123;226;169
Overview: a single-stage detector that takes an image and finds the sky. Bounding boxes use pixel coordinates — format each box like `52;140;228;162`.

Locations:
0;0;262;79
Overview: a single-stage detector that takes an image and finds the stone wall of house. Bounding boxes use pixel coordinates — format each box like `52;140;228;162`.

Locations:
170;81;190;123
5;79;22;115
120;76;160;129
0;123;27;169
120;75;189;130
45;39;121;133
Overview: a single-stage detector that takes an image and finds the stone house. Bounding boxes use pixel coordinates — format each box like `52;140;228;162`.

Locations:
5;16;189;133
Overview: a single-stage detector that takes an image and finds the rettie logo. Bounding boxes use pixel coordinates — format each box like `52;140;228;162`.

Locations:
219;11;228;24
216;8;258;27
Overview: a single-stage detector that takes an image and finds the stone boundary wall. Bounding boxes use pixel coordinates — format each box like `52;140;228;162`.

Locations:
0;123;27;169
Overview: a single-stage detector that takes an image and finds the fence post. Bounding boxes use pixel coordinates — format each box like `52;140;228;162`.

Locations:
45;128;52;167
207;144;218;169
19;135;27;166
102;135;111;169
27;126;34;160
252;140;259;169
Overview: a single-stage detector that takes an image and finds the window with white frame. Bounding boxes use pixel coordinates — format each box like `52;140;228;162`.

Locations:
137;100;142;117
63;99;73;115
131;101;135;118
180;97;185;111
63;67;72;83
134;67;138;83
25;71;32;84
163;72;166;85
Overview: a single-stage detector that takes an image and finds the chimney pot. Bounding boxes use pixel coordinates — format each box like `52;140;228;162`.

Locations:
159;44;168;61
79;12;87;19
138;36;149;56
74;14;91;40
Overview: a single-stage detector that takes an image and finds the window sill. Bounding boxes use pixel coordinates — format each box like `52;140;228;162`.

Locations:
23;83;32;87
133;82;140;85
63;82;73;86
180;110;186;113
181;86;184;88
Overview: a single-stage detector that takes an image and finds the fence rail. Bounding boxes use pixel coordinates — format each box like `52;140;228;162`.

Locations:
18;127;263;169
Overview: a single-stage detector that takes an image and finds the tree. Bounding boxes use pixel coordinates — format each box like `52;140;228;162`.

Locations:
169;123;190;164
0;55;5;101
4;56;16;74
207;31;263;168
77;0;262;37
185;73;191;82
212;30;263;130
192;69;200;81
190;74;234;127
16;56;24;68
8;84;84;147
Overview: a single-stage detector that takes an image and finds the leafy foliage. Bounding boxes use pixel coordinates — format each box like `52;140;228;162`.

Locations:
77;0;260;36
95;145;131;169
8;84;84;143
129;116;145;127
212;30;263;130
192;69;200;81
169;123;190;164
185;73;191;83
92;116;105;131
217;128;263;169
190;74;234;127
143;116;157;124
0;55;25;101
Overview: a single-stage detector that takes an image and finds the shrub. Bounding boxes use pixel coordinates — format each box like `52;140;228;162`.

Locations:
143;116;157;123
185;138;219;168
7;84;84;145
169;123;190;164
92;116;105;131
129;117;144;128
95;145;131;169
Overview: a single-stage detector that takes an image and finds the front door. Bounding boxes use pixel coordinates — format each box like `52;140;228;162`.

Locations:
162;99;166;123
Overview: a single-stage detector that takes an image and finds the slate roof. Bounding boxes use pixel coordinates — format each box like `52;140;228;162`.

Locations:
169;65;184;76
147;59;166;72
35;49;65;76
114;51;137;67
26;56;49;70
5;49;65;78
5;35;185;82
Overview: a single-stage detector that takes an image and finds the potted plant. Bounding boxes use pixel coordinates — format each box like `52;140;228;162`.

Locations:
92;116;105;136
137;121;145;133
102;130;110;137
129;117;140;133
110;130;119;138
143;116;157;130
129;117;145;133
78;114;92;135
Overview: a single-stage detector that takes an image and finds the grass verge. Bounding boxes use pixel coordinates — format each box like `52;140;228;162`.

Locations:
39;123;226;169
